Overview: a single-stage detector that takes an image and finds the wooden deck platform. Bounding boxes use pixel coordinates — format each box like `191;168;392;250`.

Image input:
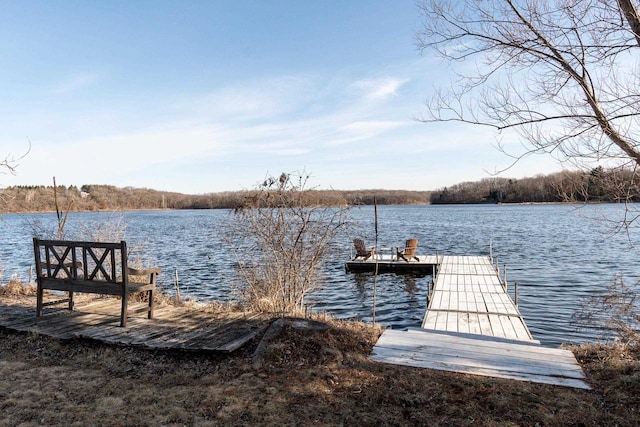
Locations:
370;255;590;389
0;296;271;352
345;254;439;274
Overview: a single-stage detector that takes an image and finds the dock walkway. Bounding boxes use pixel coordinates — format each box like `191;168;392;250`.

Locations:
422;255;535;342
370;255;590;389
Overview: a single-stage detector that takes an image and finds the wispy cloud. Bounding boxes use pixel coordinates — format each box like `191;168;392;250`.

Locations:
50;73;98;95
197;75;316;121
326;120;407;146
352;77;408;100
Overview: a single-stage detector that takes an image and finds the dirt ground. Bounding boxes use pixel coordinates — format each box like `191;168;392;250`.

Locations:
0;310;639;427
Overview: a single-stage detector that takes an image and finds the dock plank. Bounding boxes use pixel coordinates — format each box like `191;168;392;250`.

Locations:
375;333;584;377
371;329;590;389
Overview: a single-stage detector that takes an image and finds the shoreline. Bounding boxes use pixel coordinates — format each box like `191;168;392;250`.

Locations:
0;289;638;425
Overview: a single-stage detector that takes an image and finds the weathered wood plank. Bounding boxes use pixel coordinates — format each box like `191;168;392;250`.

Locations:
214;330;262;352
467;312;482;336
371;351;590;389
377;330;584;374
0;298;268;353
372;343;585;381
477;314;494;335
181;319;267;351
370;329;589;389
34;313;117;337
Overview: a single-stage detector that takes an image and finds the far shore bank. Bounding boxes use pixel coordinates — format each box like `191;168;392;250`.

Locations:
3;199;632;216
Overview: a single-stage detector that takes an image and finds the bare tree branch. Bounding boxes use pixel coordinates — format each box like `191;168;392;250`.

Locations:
416;0;640;168
1;140;31;177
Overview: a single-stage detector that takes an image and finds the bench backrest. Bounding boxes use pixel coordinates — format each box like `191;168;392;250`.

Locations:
33;238;129;294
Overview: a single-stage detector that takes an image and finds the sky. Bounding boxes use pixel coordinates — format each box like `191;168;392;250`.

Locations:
1;0;564;194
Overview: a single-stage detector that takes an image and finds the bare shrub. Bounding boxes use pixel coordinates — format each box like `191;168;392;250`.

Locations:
76;212;127;242
227;172;349;314
575;275;640;346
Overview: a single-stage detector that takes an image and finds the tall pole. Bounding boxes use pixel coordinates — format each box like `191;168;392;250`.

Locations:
374;196;378;250
373;196;378;325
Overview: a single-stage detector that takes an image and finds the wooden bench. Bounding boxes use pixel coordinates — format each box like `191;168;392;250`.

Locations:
33;238;160;327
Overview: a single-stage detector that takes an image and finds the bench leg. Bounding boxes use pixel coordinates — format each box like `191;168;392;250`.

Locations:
69;291;75;311
120;293;128;327
148;289;154;319
36;285;43;318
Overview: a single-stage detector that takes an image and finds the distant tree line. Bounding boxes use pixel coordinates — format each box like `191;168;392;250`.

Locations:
4;167;632;213
430;168;640;204
0;184;432;213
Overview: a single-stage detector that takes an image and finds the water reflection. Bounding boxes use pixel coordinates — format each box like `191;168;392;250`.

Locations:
400;275;420;306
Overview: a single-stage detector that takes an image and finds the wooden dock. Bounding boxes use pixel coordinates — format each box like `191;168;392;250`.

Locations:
370;255;590;389
0;295;271;352
423;255;535;342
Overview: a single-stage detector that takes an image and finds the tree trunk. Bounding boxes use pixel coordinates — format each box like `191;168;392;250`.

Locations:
618;0;640;47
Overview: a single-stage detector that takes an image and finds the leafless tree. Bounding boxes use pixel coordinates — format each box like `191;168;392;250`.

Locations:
417;0;640;340
416;0;640;171
227;172;350;314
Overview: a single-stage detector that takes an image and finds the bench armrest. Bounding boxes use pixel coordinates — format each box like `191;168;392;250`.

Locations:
127;267;161;276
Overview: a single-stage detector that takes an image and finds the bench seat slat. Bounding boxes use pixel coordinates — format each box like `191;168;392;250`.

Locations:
40;278;125;296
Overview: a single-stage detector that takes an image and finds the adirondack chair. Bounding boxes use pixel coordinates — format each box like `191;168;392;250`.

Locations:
352;238;374;261
397;238;419;262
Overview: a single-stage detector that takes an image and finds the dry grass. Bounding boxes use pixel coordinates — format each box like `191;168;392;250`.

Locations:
0;277;234;313
0;282;637;425
570;342;640;424
0;310;639;426
0;277;36;297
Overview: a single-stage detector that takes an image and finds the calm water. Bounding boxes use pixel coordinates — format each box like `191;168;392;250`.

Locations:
1;204;638;347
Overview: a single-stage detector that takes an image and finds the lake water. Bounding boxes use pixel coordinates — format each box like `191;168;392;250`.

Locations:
1;204;638;347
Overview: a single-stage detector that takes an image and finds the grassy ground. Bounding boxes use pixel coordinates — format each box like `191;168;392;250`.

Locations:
0;286;639;425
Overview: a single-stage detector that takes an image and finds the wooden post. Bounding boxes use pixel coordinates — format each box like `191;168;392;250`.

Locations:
174;269;181;301
373;261;378;326
504;264;508;292
503;264;507;292
489;238;493;264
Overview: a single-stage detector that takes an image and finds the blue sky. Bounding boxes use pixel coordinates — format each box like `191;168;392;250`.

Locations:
1;0;562;194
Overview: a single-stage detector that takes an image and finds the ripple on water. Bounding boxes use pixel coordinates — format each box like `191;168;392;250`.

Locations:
1;204;639;347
